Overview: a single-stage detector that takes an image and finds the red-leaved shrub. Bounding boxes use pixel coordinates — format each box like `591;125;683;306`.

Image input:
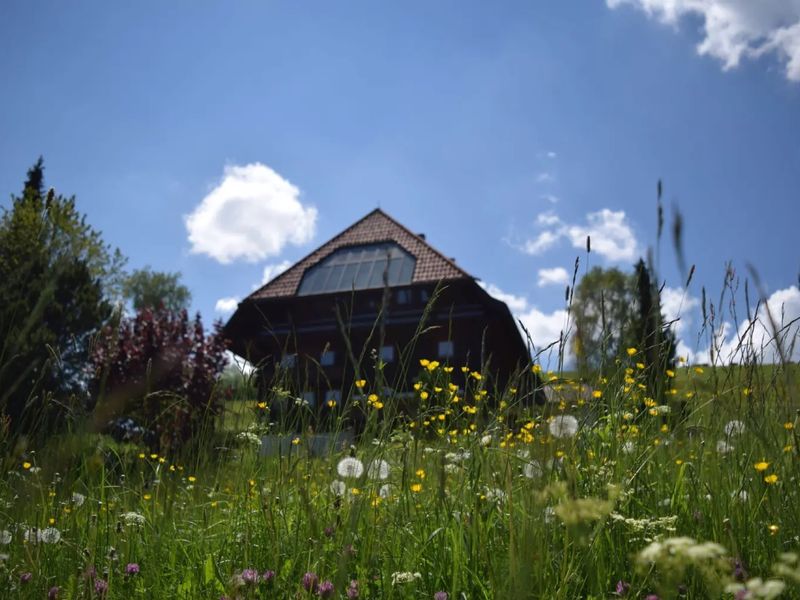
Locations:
89;309;228;454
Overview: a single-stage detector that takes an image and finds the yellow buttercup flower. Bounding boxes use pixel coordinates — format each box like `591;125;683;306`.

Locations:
592;390;602;399
626;347;637;356
410;483;422;493
22;462;31;470
355;379;366;389
764;474;779;484
754;461;769;472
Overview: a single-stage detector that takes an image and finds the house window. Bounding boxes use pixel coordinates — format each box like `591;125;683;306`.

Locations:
297;242;416;295
438;341;454;359
396;289;412;304
302;391;316;407
280;353;297;368
380;345;395;363
320;350;335;367
420;289;430;302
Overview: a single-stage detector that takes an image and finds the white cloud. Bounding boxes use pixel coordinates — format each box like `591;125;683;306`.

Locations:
261;260;293;285
523;230;562;255
536;172;555;183
185;163;317;264
537;212;562;227
538;267;571;287
660;286;700;335
521;209;639;262
215;297;239;314
478;282;529;313
540;194;560;204
680;285;800;364
546;151;557;158
607;0;800;82
480;282;573;366
565;209;639;262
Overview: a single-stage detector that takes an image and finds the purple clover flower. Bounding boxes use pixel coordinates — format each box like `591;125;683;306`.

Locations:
125;563;140;576
614;580;630;596
435;592;449;600
346;579;359;599
48;587;60;600
262;569;276;584
94;578;109;597
20;572;32;584
318;580;335;598
241;568;259;585
302;572;319;593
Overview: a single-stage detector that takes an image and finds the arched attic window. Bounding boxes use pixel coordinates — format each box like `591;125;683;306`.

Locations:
297;242;416;296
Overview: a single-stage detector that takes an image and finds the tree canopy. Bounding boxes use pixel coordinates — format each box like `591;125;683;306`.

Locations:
572;262;677;396
123;267;192;313
0;158;125;434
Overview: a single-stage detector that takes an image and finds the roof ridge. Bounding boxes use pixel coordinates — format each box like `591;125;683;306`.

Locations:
246;208;472;300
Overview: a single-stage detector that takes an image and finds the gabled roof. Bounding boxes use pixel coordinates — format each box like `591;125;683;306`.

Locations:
248;208;473;300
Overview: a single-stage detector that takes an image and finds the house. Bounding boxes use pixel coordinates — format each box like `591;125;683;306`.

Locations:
223;208;543;426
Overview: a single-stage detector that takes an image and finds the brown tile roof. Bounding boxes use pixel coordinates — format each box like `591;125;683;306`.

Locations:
249;208;473;300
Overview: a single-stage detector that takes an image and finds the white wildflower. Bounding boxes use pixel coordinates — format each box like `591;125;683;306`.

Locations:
120;512;146;527
391;571;422;585
548;415;579;438
22;528;38;543
0;530;11;545
367;459;390;480
483;487;506;503
336;457;364;479
724;420;745;436
716;440;735;454
543;506;556;524
379;484;392;499
725;577;786;599
236;431;262;448
622;441;635;454
330;480;346;496
654;405;671;414
71;492;86;507
480;434;492;446
38;527;61;544
523;461;543;479
444;464;460;474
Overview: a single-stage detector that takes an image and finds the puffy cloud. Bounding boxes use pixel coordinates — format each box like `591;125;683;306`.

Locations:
261;260;293;285
185;163;317;264
215;297;239;314
521;209;639;262
660;286;700;336
523;230;562;255
537;267;571;287
681;285;800;364
607;0;800;82
478;282;529;313
480;282;573;366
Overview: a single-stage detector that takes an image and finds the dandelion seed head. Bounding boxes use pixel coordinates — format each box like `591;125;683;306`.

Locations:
337;457;365;479
549;415;579;438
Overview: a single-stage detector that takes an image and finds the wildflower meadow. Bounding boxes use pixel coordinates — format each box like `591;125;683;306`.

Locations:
1;343;799;598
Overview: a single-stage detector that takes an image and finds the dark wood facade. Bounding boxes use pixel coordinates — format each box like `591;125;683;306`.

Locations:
224;209;541;422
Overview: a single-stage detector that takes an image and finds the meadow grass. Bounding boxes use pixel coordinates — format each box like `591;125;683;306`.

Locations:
1;350;799;599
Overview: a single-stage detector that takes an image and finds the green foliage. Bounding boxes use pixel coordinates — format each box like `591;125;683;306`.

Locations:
572;263;676;387
572;266;637;373
123;266;191;312
0;158;126;435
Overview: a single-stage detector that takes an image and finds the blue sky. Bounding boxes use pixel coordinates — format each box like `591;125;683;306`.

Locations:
1;1;799;366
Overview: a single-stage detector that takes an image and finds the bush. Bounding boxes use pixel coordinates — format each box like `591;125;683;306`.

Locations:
88;308;228;454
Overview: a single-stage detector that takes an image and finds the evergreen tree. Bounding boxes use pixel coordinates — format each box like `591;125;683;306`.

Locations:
0;158;125;434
